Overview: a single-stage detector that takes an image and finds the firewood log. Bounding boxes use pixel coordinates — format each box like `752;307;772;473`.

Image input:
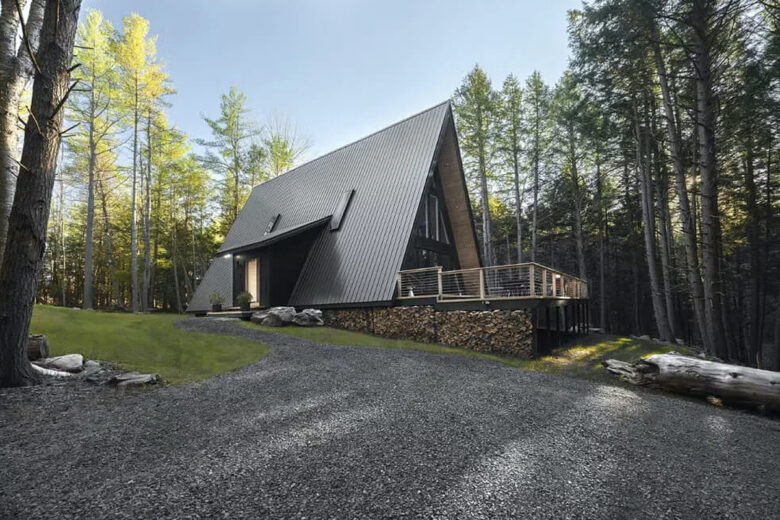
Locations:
27;334;50;360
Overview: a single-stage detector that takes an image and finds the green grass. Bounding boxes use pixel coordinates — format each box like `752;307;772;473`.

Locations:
242;321;684;384
31;305;270;384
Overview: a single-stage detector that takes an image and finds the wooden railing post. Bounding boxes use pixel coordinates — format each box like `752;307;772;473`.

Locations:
541;269;548;297
529;264;536;296
437;266;443;298
396;273;402;297
479;269;486;300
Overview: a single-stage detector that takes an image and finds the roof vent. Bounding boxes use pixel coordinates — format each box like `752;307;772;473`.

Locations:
264;213;280;235
330;190;354;231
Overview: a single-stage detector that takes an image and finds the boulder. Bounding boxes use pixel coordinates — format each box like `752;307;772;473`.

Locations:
250;306;297;327
108;372;161;388
34;354;84;373
292;308;324;327
637;335;651;341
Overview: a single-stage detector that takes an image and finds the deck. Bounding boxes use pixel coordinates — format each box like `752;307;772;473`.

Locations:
396;262;587;303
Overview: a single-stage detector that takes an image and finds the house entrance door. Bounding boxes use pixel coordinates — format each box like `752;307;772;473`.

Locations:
245;258;259;304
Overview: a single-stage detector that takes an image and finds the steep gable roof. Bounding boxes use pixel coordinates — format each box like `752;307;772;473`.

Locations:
189;101;455;310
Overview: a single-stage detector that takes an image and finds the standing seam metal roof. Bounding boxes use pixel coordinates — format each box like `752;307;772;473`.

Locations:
188;101;451;311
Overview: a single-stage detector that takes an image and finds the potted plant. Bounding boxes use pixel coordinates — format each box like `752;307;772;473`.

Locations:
209;291;225;312
236;291;253;311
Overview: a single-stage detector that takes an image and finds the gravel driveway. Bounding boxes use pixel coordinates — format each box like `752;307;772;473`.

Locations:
1;318;779;519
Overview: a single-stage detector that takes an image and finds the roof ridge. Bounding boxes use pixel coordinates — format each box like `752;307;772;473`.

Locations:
251;100;451;191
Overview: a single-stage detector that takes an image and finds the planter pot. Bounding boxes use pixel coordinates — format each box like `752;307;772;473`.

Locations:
239;303;250;311
211;304;222;312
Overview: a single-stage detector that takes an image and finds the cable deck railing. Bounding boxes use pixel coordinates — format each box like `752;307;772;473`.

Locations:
396;262;588;302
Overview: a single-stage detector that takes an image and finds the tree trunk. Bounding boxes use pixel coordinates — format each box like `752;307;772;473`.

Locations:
743;138;762;364
569;133;586;281
142;109;151;311
531;106;540;263
478;146;492;266
0;0;44;266
653;41;710;352
774;285;780;372
691;0;727;359
652;145;677;339
0;0;82;387
633;99;673;341
596;159;606;331
58;162;66;306
603;353;780;411
513;149;522;263
97;177;118;306
130;80;139;312
82;75;97;309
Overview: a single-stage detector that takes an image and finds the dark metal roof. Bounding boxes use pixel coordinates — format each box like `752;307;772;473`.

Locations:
223;216;332;254
188;101;452;311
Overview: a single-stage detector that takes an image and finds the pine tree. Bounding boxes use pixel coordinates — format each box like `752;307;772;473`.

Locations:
454;65;498;266
523;71;551;263
498;74;525;263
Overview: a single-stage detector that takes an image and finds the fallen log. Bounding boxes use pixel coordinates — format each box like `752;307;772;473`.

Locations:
30;363;79;379
27;334;50;360
603;353;780;410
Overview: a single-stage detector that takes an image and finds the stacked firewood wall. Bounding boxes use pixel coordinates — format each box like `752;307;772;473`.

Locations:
322;306;535;359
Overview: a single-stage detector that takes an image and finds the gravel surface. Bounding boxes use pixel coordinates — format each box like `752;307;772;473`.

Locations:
1;318;779;519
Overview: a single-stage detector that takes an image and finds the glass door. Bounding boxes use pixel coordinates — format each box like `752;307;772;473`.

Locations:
245;258;259;304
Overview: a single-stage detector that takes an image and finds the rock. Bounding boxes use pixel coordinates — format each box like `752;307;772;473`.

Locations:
108;372;161;388
250;306;297;327
638;335;651;341
84;361;102;383
675;338;686;346
27;334;50;360
292;308;324;327
34;354;84;373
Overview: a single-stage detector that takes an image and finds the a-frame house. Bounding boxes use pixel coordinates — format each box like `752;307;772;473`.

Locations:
187;101;482;313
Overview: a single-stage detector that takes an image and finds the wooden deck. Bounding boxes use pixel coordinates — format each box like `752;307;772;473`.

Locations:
396;262;587;303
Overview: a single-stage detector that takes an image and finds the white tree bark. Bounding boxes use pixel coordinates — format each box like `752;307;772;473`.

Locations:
0;0;43;264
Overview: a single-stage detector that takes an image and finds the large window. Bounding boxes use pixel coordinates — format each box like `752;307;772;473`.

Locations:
403;175;457;271
421;191;449;244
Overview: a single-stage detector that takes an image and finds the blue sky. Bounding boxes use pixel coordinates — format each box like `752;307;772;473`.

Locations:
81;0;580;160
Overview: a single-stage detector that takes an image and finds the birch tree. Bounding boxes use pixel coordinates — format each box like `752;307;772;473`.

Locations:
0;0;44;265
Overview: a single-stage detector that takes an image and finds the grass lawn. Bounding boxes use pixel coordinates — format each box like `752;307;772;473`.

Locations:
31;305;270;384
242;321;684;385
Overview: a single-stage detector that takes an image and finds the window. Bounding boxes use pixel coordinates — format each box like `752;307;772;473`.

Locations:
264;214;280;235
415;189;449;244
330;189;354;231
